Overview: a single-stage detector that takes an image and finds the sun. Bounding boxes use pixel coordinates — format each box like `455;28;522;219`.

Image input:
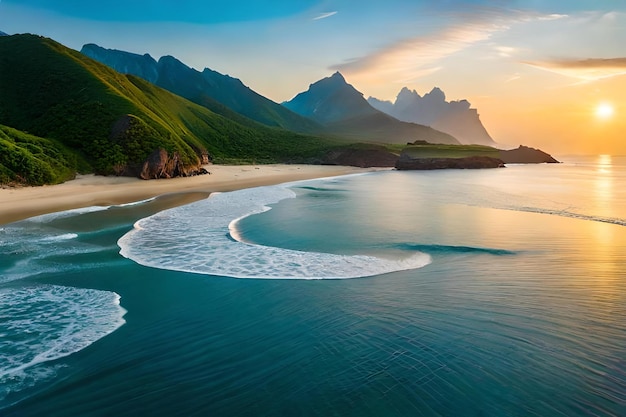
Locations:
595;102;614;119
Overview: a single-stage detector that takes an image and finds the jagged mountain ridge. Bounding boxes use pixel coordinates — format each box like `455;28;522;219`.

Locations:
81;43;323;133
283;72;459;145
368;87;496;146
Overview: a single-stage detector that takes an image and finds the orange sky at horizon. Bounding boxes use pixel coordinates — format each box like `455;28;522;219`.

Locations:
472;74;626;156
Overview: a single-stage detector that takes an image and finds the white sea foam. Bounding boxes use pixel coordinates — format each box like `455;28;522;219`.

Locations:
114;197;157;207
25;206;110;223
119;184;431;279
0;285;126;403
0;224;111;284
40;233;79;242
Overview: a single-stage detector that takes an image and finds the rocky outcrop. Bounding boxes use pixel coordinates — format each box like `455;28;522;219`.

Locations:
396;154;504;170
139;149;208;179
321;146;399;168
498;145;559;164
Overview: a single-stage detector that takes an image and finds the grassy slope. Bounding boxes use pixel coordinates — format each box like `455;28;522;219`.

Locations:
0;35;340;182
400;143;501;159
0;124;76;185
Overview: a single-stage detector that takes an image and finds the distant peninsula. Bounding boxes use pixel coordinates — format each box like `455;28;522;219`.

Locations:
395;143;559;170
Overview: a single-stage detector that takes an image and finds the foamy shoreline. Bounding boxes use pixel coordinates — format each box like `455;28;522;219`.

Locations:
0;164;373;225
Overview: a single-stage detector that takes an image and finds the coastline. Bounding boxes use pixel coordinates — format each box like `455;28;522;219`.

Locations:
0;164;373;225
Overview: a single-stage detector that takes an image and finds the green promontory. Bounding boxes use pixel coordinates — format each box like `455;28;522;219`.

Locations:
0;34;339;183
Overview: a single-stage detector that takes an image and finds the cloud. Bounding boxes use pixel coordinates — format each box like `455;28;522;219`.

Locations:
313;11;337;21
524;58;626;81
331;18;507;83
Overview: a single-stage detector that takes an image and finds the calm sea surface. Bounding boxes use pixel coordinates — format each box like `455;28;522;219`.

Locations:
1;155;625;416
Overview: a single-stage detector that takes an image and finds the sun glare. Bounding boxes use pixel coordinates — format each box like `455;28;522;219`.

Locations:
595;103;614;119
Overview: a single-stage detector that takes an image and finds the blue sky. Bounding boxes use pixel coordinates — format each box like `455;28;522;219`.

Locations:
1;0;625;153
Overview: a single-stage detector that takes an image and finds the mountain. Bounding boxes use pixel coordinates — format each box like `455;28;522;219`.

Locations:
0;34;337;183
80;44;323;133
283;72;459;145
0;31;8;37
368;87;496;146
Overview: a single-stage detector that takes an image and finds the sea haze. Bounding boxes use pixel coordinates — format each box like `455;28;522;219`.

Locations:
1;156;625;416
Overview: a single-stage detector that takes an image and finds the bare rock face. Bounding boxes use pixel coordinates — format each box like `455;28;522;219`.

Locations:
139;149;210;179
140;149;176;179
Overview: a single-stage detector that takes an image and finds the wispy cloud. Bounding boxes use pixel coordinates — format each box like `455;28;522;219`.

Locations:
331;18;507;83
524;58;626;81
313;11;337;21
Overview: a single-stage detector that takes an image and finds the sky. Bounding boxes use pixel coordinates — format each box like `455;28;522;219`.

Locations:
1;0;625;155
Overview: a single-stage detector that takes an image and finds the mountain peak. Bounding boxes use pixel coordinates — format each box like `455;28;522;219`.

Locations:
312;71;349;89
425;87;446;102
396;87;420;107
330;71;346;81
0;31;9;37
81;43;159;83
284;72;377;124
368;86;496;146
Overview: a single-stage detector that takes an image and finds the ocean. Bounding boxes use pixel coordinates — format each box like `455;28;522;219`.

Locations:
1;155;625;416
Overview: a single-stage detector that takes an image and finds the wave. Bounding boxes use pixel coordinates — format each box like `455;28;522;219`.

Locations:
114;197;157;207
0;285;126;405
0;223;117;284
25;206;110;224
503;205;626;227
119;184;432;279
393;243;516;256
39;233;79;242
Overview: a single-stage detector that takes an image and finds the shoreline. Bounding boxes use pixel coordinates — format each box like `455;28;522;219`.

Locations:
0;164;375;225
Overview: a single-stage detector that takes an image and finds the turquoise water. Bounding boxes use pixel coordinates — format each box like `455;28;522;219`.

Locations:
1;156;625;416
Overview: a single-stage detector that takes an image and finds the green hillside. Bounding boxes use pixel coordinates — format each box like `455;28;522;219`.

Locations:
401;142;501;158
0;34;338;183
0;124;76;185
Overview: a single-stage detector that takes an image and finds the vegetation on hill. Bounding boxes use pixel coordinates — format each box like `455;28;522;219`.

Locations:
0;124;76;185
81;44;325;134
0;34;341;183
401;143;501;159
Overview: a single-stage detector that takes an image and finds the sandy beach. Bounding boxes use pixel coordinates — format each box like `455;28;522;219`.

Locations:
0;164;374;225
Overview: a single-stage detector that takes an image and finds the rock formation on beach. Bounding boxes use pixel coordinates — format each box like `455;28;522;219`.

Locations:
369;87;496;146
139;149;209;179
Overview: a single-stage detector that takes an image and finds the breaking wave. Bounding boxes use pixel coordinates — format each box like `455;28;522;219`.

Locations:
118;184;431;279
0;285;126;405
